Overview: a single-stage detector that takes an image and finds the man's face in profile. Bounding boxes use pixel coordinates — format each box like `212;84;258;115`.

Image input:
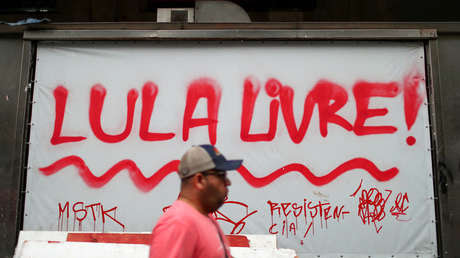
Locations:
201;170;231;213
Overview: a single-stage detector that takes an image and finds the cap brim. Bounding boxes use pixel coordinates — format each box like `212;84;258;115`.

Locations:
215;160;243;171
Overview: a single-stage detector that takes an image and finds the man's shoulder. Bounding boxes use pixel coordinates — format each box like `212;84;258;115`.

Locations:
154;201;199;228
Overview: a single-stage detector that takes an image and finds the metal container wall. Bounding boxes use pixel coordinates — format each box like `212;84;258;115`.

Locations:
0;36;32;258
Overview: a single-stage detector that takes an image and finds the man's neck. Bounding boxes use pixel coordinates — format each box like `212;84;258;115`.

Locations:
178;195;208;215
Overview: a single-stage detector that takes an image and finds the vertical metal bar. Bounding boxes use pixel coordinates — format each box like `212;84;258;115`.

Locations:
425;38;445;257
13;39;36;248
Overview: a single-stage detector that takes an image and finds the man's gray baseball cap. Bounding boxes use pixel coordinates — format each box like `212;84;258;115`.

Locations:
178;144;243;179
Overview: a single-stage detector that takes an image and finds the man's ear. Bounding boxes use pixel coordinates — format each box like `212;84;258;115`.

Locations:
193;173;207;190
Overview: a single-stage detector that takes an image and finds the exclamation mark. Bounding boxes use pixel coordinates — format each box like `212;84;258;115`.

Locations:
403;71;425;146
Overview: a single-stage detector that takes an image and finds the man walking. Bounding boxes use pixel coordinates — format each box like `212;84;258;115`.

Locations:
149;144;242;258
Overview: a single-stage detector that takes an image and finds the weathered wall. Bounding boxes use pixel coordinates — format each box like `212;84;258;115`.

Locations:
437;34;460;258
0;37;30;258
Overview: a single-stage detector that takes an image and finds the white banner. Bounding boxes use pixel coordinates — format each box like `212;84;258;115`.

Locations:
25;41;437;257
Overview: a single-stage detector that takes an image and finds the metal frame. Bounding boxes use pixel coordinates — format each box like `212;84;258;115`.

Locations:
425;38;446;257
23;29;436;41
19;28;444;257
13;39;35;250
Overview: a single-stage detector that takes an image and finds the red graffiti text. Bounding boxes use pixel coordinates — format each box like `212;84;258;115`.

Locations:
50;73;424;146
58;201;125;232
267;199;350;239
163;198;258;234
351;181;410;233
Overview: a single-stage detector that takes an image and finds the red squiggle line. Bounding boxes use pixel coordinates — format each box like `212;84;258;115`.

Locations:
237;159;398;187
39;156;398;191
39;156;179;192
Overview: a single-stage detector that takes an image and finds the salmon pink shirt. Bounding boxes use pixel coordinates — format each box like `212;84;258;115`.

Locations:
149;200;230;258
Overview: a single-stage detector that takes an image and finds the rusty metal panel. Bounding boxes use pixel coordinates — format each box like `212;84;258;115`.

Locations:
0;37;32;257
